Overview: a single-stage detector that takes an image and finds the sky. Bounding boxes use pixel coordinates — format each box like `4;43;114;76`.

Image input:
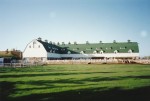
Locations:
0;0;150;57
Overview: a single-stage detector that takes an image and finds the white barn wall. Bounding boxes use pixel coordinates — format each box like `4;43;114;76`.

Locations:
23;40;47;58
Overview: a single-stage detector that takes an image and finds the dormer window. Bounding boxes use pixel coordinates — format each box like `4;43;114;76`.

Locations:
100;50;103;54
114;50;118;54
93;50;97;54
68;51;71;54
80;51;84;54
128;49;132;53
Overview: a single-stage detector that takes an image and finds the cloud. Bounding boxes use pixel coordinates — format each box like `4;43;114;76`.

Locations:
140;30;148;38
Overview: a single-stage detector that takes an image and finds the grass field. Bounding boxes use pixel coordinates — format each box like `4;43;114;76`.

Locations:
0;64;150;101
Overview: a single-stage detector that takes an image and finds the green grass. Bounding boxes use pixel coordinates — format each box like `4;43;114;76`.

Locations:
0;64;150;101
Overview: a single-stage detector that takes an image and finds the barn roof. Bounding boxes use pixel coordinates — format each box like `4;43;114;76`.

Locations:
37;40;61;53
59;42;139;54
38;40;139;54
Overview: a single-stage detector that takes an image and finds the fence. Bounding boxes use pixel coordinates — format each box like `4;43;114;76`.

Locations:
46;59;150;64
0;59;150;67
134;59;150;64
0;62;43;67
46;59;119;64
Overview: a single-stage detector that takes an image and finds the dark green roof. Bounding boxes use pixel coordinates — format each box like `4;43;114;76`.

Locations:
38;40;61;53
38;40;139;54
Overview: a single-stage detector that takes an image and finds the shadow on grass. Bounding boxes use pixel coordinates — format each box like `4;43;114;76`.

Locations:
0;81;15;101
7;86;150;101
0;71;116;78
1;76;150;101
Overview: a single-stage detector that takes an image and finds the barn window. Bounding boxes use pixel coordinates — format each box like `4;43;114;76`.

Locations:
80;51;84;54
93;50;97;54
33;41;36;45
38;45;40;48
33;41;37;48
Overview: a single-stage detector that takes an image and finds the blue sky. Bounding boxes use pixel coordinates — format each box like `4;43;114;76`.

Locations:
0;0;150;56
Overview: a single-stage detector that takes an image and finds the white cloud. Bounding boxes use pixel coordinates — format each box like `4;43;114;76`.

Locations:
140;30;148;38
